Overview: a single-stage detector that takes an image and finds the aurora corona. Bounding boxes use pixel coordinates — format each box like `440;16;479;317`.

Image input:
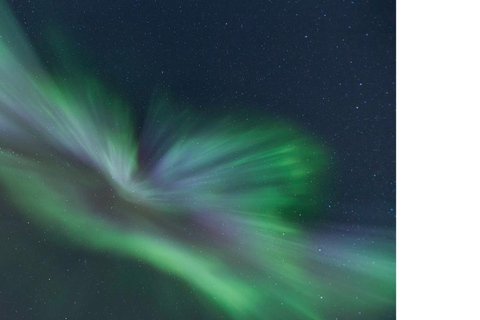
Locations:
0;2;395;319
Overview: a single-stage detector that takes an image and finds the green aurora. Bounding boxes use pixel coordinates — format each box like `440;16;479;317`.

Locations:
0;1;395;319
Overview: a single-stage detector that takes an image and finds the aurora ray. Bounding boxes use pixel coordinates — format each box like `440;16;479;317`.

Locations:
0;2;395;319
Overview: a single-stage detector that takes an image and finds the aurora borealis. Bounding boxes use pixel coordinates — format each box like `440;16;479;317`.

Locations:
0;1;395;319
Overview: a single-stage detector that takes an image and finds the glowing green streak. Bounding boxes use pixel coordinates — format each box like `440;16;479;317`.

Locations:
0;153;256;315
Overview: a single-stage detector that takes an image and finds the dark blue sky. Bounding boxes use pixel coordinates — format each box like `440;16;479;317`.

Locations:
9;0;395;227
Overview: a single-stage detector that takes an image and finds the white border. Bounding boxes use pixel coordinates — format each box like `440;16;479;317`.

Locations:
398;0;480;318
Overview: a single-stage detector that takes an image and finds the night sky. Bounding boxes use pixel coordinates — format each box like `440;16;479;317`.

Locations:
8;0;395;226
1;0;396;319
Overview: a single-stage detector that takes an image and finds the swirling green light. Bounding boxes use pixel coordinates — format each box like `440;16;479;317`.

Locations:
0;2;395;319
